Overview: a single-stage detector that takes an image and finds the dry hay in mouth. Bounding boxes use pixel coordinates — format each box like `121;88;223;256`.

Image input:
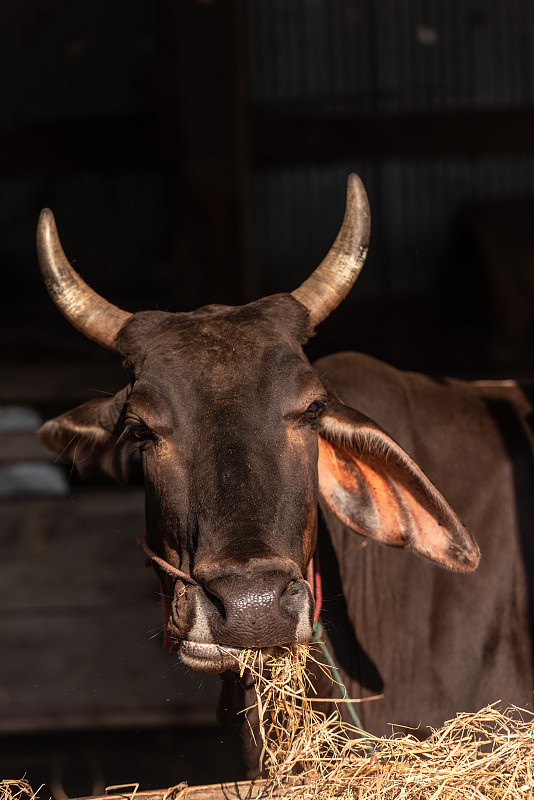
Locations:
228;645;534;799
231;643;372;782
0;781;41;800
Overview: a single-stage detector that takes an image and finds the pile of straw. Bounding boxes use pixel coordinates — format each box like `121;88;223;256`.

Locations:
230;645;534;799
0;781;40;800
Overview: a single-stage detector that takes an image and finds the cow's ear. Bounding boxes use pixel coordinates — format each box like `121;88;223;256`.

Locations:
38;386;134;483
317;398;480;572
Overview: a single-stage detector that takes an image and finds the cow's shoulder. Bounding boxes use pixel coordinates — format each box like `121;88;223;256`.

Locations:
312;351;466;446
314;351;534;438
313;352;534;506
313;351;408;415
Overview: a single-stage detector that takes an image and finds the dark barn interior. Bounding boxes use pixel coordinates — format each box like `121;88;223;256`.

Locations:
2;0;534;796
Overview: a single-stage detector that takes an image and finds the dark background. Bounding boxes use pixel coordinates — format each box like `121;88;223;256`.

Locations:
2;0;534;796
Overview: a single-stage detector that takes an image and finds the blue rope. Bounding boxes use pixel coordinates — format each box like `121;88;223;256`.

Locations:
310;620;371;746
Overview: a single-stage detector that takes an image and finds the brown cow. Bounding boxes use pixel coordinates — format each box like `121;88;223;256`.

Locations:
37;175;533;744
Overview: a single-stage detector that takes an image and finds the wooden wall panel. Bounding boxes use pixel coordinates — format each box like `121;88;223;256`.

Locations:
0;490;221;732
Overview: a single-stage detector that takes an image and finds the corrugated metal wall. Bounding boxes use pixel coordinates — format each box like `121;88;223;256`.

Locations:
0;0;171;312
2;1;532;310
246;1;534;298
0;0;158;130
256;155;534;299
247;0;534;114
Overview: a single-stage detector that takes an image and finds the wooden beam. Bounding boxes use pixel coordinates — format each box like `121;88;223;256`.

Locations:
0;431;52;462
0;118;153;175
75;777;295;800
0;361;125;405
252;107;534;162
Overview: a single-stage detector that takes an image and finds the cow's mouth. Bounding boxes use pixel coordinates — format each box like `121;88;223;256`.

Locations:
179;640;243;675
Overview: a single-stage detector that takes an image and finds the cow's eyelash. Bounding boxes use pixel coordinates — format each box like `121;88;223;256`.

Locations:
124;415;155;442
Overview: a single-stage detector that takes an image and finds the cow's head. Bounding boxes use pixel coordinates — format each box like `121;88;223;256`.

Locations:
38;175;480;674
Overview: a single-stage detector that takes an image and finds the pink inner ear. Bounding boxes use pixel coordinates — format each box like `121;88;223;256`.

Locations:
318;436;405;545
317;435;480;572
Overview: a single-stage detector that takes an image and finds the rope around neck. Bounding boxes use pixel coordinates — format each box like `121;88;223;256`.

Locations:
307;547;367;739
310;620;368;738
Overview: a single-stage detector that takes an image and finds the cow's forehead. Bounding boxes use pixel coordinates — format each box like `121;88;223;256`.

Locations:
116;293;311;369
116;293;319;405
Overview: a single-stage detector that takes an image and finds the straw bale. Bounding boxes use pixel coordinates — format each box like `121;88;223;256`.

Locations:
227;644;534;800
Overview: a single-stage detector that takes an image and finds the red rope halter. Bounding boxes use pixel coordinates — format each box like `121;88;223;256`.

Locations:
137;533;322;649
306;546;323;624
137;533;198;584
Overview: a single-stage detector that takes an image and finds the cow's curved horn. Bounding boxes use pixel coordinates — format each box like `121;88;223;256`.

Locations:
37;209;132;350
291;173;370;327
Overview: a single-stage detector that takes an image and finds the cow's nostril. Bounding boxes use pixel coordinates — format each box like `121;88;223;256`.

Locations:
204;588;226;620
282;579;301;598
279;578;309;617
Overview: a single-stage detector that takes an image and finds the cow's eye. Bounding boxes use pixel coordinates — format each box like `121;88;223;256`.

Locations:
130;424;151;441
124;415;153;443
302;401;323;426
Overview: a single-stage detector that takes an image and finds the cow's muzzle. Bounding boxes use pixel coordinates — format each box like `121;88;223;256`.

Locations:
178;641;243;675
173;558;314;674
